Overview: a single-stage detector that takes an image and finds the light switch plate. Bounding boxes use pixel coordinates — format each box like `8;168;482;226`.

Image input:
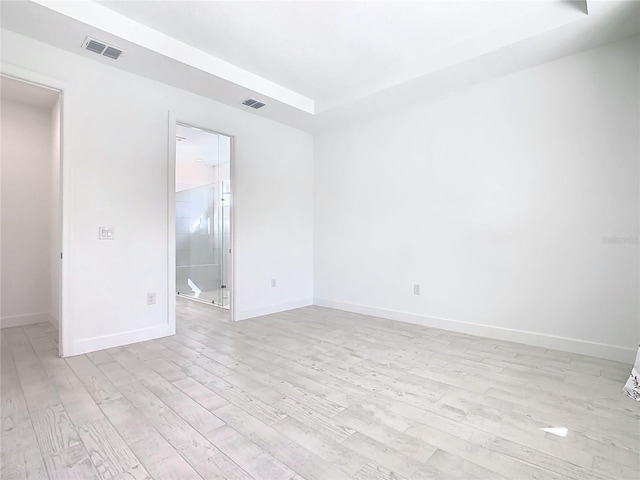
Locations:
99;226;114;240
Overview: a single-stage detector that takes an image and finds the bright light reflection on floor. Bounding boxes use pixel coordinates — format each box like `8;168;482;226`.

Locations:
187;278;201;295
540;427;568;437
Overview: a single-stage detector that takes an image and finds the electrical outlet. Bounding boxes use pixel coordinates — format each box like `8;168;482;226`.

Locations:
147;293;156;305
413;284;421;295
271;278;277;288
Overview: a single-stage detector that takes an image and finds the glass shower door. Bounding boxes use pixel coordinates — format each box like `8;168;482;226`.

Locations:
176;184;220;304
219;180;231;307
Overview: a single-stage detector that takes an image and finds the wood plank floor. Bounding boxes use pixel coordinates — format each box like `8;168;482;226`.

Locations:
2;298;638;479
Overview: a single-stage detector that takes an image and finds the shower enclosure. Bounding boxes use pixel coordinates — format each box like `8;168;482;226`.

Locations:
175;124;231;308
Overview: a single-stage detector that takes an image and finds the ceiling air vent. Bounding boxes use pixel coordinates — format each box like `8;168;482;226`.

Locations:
82;37;124;60
85;39;106;54
242;98;266;109
103;46;123;60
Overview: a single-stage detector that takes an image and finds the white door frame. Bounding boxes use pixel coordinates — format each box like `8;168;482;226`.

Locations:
168;113;236;321
0;64;71;356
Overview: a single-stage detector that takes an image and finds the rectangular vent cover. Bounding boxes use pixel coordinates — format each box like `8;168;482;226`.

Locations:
103;46;123;60
242;98;266;109
83;37;124;60
86;39;106;54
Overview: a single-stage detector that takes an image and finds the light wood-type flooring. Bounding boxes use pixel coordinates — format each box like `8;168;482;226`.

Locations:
2;298;639;479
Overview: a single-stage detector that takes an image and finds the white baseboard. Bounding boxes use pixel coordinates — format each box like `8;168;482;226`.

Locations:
49;315;59;329
313;299;636;364
235;299;313;321
67;324;175;357
1;312;54;329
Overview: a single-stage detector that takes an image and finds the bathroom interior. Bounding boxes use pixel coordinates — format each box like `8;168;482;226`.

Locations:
175;123;231;308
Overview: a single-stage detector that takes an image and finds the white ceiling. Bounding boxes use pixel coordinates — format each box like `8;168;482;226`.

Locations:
98;0;573;101
0;75;60;108
175;124;231;192
1;0;638;131
176;124;221;167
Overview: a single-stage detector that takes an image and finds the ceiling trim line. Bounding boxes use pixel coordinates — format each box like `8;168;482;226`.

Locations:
31;0;316;114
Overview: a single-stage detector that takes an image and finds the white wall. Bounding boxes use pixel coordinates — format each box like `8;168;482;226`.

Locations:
50;97;61;327
1;99;54;327
176;161;230;191
1;30;314;355
176;162;219;191
314;36;640;362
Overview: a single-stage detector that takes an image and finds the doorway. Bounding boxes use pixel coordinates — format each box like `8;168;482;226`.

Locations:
0;75;63;346
174;123;232;309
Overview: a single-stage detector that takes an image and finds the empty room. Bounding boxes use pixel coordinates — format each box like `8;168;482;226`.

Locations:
1;1;638;479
